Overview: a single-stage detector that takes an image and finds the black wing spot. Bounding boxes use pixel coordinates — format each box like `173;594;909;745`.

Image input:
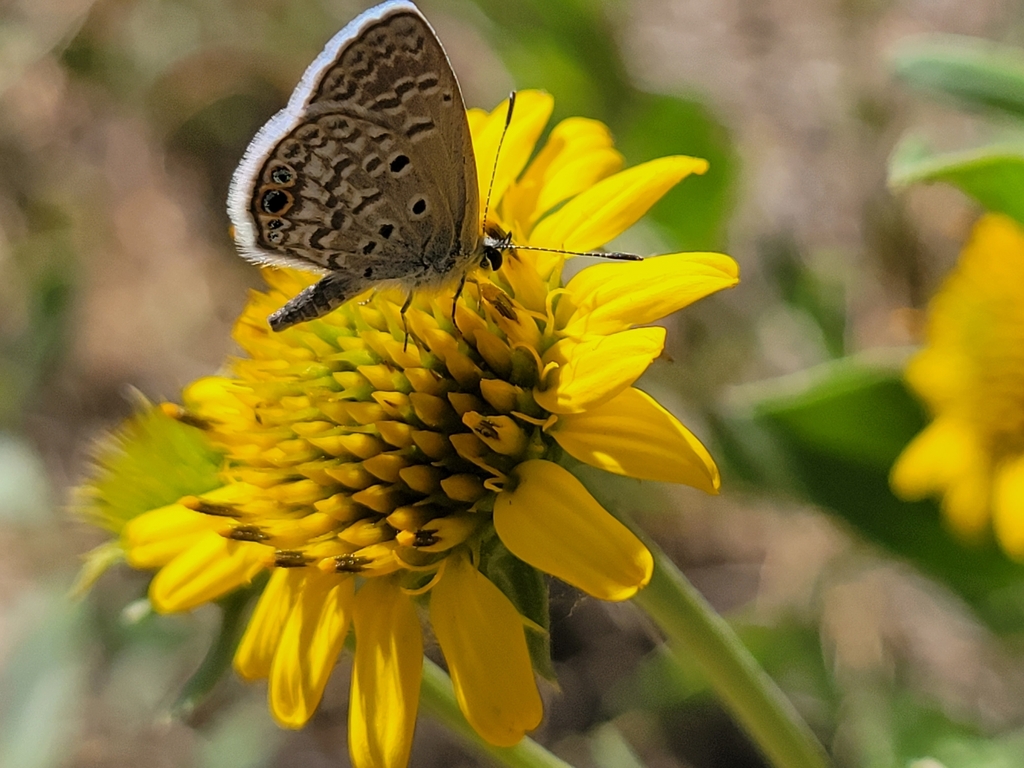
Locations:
352;190;383;215
266;218;283;230
261;189;290;214
412;198;427;216
310;227;332;249
406;120;435;139
442;92;453;102
417;75;439;91
331;209;347;229
364;267;374;278
390;155;410;173
379;223;394;239
270;166;293;185
362;241;377;255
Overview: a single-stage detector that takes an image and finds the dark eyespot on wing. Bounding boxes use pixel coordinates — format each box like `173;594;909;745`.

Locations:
412;198;427;215
261;189;290;214
362;241;377;255
364;267;373;278
270;166;293;185
390;155;410;173
379;223;394;239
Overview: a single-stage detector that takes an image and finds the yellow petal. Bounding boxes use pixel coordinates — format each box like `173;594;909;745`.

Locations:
349;578;423;768
149;531;268;613
493;460;653;601
268;569;354;729
529;156;708;252
890;418;977;500
534;328;665;415
552;387;720;492
123;504;221;569
561;252;739;337
503;117;623;234
234;568;307;681
430;552;542;746
471;90;553;222
994;456;1024;560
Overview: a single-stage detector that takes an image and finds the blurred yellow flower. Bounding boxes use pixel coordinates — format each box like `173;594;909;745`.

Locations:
892;213;1024;557
83;91;738;767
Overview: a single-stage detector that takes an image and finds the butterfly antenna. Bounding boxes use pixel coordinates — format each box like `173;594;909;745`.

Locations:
481;91;516;231
503;243;643;262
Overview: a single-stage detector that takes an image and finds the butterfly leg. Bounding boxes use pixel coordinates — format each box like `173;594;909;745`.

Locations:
400;291;414;352
268;273;354;331
450;271;468;327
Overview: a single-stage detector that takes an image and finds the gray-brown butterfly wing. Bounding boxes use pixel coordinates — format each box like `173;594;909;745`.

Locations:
227;1;480;328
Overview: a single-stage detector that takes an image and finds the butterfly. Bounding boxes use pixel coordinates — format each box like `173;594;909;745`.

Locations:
227;0;502;332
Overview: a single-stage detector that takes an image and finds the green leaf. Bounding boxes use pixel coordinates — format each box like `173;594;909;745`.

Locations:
716;354;1024;633
892;34;1024;120
889;138;1024;226
478;530;555;682
173;575;267;721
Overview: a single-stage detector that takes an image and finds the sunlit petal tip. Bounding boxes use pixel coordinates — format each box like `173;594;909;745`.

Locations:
552;387;720;492
529;155;712;252
562;251;740;336
494;460;653;601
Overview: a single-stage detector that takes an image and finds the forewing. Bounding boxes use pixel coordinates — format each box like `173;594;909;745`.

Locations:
228;1;479;284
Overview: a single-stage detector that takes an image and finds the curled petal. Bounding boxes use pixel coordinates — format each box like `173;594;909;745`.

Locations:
552;387;720;492
234;568;307;681
494;460;653;601
430;552;542;746
561;252;739;337
268;570;354;729
535;328;665;414
349;578;423;768
149;531;268;613
529;156;708;252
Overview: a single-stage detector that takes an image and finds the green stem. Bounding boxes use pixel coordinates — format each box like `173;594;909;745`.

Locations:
632;539;830;768
420;657;574;768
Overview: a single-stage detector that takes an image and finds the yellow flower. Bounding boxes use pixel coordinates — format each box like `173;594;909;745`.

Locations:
84;91;738;766
892;213;1024;557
